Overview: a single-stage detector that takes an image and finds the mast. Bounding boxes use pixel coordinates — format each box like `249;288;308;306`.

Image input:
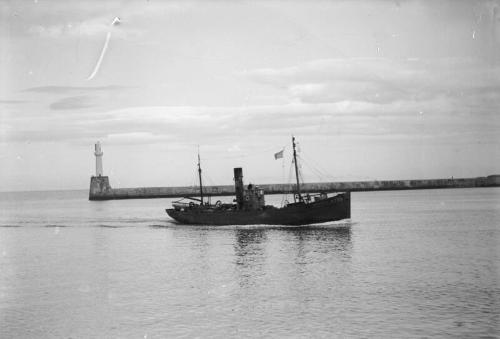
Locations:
292;136;302;202
198;151;204;204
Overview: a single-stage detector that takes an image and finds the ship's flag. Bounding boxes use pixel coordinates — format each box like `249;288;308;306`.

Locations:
274;149;284;160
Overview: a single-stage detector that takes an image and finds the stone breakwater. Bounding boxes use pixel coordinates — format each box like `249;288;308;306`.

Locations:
89;175;500;201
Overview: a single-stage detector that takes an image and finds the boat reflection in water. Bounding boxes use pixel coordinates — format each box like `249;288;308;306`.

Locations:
233;223;352;288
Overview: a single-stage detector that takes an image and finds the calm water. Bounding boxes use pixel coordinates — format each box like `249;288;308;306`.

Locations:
0;188;498;338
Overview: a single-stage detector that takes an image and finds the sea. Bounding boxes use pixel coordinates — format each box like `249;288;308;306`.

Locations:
0;188;498;338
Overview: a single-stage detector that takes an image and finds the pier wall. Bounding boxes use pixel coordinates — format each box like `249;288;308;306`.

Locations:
89;175;500;201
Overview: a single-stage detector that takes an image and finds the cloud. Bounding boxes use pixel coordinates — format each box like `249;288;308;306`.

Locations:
242;58;418;104
24;85;126;93
28;18;133;39
22;1;192;40
4;59;499;146
23;86;127;113
2;96;498;147
49;96;95;110
0;100;29;104
83;100;498;142
242;57;500;106
106;132;169;145
288;81;408;104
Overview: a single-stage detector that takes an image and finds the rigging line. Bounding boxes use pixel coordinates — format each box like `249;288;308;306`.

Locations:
298;151;328;176
301;157;326;178
285;160;295;190
293;150;304;181
298;155;327;182
302;162;324;182
288;157;296;184
298;165;305;186
281;150;286;190
197;152;216;186
202;172;216;186
298;152;335;180
282;160;295;206
293;153;306;197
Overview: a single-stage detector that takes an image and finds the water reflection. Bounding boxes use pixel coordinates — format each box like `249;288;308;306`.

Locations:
232;224;352;288
283;224;352;256
233;228;268;288
234;228;268;258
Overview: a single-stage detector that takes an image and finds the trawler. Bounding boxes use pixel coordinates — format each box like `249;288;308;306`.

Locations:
165;137;350;225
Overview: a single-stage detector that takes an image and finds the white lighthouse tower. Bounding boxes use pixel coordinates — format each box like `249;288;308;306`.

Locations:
89;141;111;199
94;141;104;176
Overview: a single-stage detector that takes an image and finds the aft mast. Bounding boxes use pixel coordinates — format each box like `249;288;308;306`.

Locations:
198;150;204;204
292;136;303;203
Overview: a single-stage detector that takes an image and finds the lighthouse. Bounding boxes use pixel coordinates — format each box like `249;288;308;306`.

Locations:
94;141;104;176
89;141;111;199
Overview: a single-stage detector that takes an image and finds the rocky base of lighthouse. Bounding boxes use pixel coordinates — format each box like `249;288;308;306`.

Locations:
89;176;111;200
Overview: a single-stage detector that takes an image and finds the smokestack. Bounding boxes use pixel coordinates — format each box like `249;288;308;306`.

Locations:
234;167;244;209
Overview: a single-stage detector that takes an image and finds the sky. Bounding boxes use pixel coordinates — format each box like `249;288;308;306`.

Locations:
0;0;499;191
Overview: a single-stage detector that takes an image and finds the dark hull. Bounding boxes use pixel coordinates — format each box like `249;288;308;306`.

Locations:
166;192;350;226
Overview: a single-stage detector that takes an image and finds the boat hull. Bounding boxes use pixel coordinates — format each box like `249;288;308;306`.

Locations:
166;192;350;226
